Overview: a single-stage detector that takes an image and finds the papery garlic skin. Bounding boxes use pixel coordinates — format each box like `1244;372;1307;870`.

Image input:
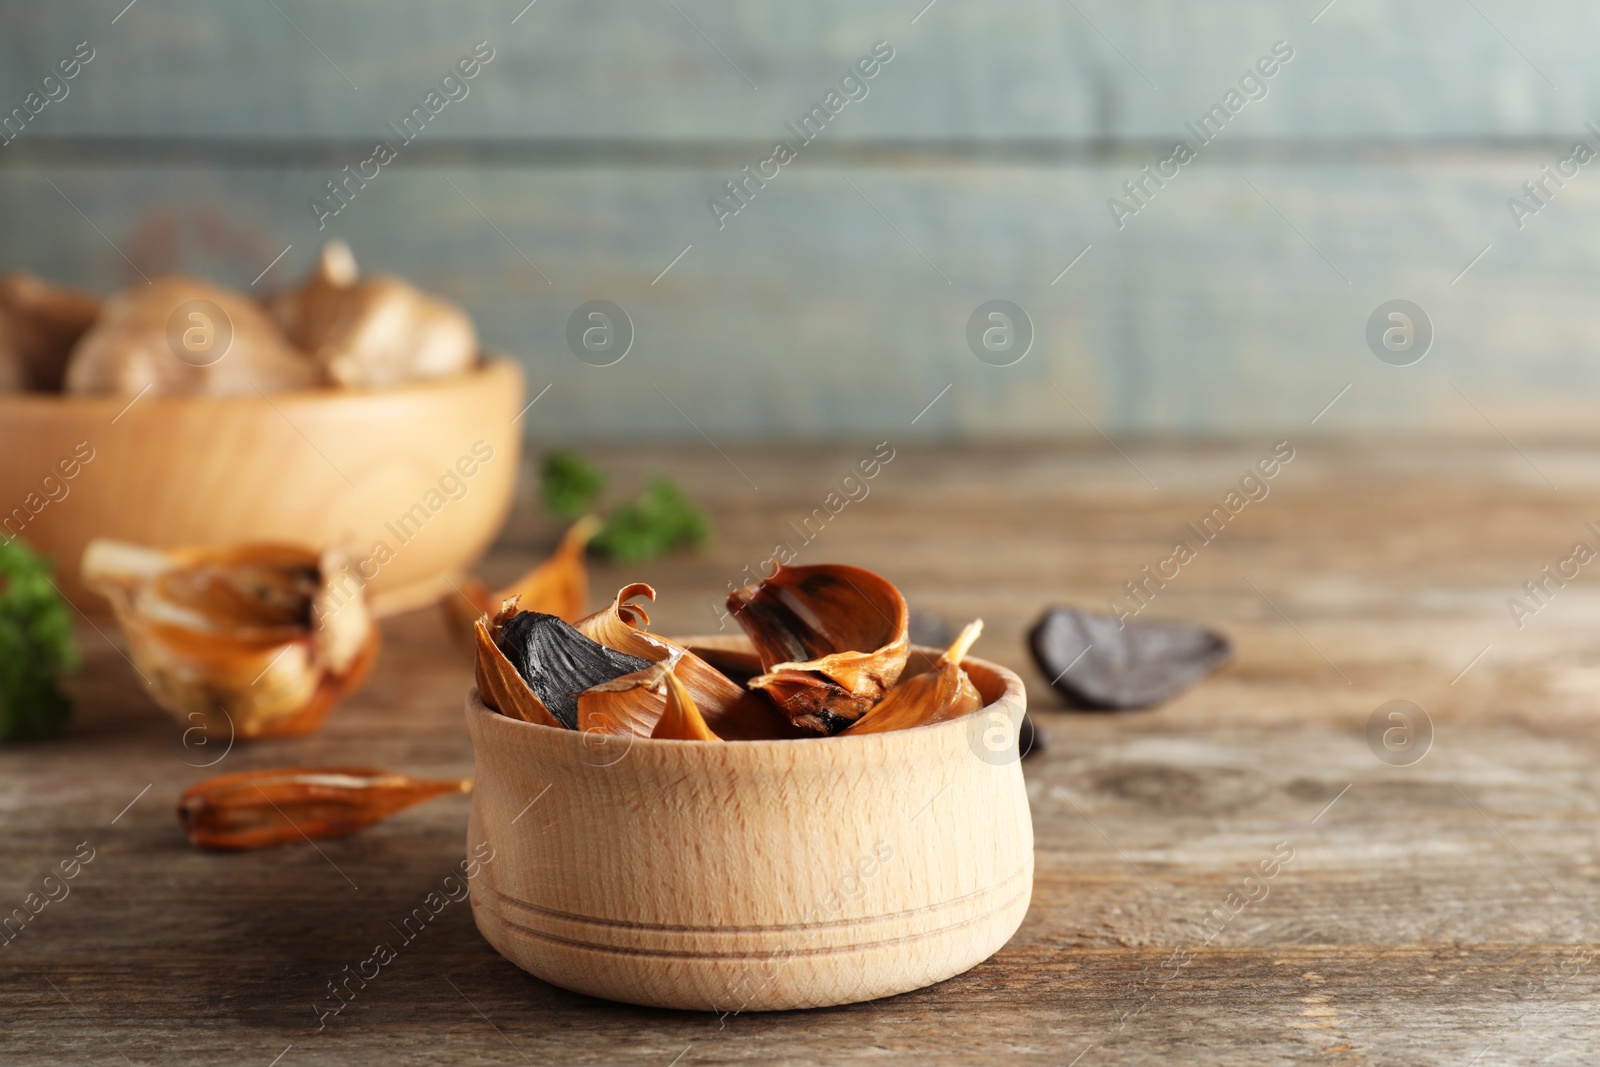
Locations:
178;766;470;850
82;539;378;740
579;583;802;740
845;620;984;736
728;564;910;734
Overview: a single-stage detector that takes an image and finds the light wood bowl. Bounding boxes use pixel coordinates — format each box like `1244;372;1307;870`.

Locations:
0;360;523;614
463;640;1034;1012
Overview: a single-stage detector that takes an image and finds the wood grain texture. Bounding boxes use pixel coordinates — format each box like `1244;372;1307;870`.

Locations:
1;160;1596;440
464;654;1030;1011
4;440;1600;1063
2;1;1598;441
0;0;1589;140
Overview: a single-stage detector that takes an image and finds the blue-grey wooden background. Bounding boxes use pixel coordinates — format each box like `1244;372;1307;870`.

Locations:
1;0;1596;441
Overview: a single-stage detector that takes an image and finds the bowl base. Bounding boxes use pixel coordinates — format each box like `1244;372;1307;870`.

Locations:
468;861;1032;1012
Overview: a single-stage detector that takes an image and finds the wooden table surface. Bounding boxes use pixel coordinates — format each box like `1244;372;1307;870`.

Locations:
7;440;1600;1065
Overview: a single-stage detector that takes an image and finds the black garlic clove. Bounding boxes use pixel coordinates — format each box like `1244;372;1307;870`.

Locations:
495;610;653;729
1028;606;1231;711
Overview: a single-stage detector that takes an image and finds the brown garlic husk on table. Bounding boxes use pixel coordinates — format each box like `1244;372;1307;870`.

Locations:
576;583;803;740
727;564;911;735
270;240;478;390
845;620;984;736
81;539;378;740
0;273;101;392
64;276;321;396
179;767;471;850
447;517;599;644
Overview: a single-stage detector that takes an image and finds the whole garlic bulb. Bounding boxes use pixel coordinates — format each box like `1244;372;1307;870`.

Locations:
64;276;320;396
270;240;478;389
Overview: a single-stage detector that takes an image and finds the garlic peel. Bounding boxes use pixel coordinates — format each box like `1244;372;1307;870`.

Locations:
447;517;600;643
81;538;376;740
576;654;679;738
845;620;984;736
728;564;910;734
580;583;802;740
652;669;720;741
179;766;470;850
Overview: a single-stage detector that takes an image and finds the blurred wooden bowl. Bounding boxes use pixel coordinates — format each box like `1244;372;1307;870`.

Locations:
0;360;523;614
463;639;1034;1012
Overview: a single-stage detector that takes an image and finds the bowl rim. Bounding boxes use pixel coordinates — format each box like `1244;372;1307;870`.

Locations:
0;353;519;412
465;642;1027;753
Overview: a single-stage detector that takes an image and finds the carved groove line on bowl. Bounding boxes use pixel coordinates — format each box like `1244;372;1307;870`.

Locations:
481;863;1032;935
471;867;1033;962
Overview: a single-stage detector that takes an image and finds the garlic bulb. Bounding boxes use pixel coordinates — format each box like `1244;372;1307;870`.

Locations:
271;240;478;389
64;277;319;396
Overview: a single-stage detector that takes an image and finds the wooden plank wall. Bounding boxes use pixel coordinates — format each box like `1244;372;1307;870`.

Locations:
1;0;1597;441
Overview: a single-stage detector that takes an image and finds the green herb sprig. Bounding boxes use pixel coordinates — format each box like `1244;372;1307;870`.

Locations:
0;539;77;742
539;452;711;563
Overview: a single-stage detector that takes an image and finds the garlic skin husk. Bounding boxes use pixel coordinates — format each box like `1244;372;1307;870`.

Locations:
576;653;681;738
492;515;600;623
574;648;723;742
270;240;478;389
65;276;320;396
652;669;720;741
81;539;377;740
447;517;599;644
0;273;100;392
727;563;910;734
178;766;471;850
845;621;984;736
578;583;803;740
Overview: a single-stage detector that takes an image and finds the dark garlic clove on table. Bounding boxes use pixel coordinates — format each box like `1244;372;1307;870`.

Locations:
1028;606;1231;710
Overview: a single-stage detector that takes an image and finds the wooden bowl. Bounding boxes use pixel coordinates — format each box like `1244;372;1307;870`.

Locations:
0;360;523;614
463;641;1034;1012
